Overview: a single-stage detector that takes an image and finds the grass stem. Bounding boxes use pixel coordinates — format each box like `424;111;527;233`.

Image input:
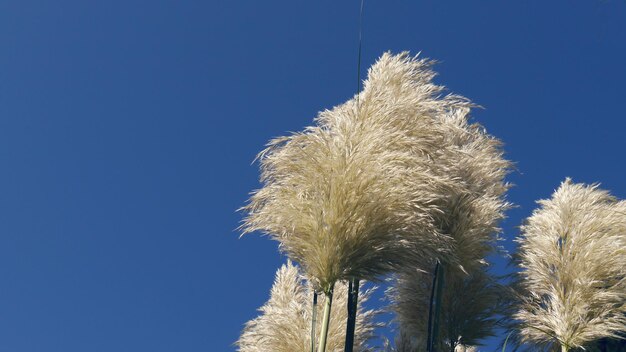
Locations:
427;261;445;352
344;278;360;352
311;291;318;352
317;285;334;352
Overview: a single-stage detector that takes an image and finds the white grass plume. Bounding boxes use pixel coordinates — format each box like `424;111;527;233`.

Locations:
433;107;511;273
513;179;626;350
236;261;378;352
241;52;470;291
390;266;503;351
389;101;510;350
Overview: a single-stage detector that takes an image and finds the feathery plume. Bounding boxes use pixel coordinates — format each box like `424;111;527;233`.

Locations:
241;52;469;291
389;105;510;350
236;261;378;352
390;266;503;351
432;107;511;272
241;52;494;352
513;179;626;351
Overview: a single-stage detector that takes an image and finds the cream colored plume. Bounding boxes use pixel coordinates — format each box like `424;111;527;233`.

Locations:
236;261;378;352
389;102;510;349
514;179;626;350
241;52;470;292
390;266;502;351
433;107;511;273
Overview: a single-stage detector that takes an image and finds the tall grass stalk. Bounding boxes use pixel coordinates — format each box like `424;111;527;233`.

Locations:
311;292;318;352
427;261;445;352
501;331;512;352
317;286;334;352
344;278;360;352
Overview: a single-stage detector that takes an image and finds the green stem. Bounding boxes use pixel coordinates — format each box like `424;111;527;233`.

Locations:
344;278;360;352
427;261;445;352
311;291;318;352
432;263;445;351
317;285;334;352
426;262;439;352
561;344;568;352
502;331;512;352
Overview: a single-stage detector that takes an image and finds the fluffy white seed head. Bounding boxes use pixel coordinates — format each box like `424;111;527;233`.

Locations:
388;93;510;349
241;52;471;291
236;261;378;352
514;179;626;350
433;107;511;273
389;266;503;351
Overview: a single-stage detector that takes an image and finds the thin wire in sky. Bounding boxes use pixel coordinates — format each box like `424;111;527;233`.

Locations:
356;0;365;110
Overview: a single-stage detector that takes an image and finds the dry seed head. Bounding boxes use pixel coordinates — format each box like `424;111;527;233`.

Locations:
389;266;503;351
236;261;378;352
389;97;510;350
514;179;626;350
433;107;511;273
241;52;470;290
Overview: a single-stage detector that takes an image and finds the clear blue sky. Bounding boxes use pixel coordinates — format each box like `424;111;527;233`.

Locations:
0;1;625;351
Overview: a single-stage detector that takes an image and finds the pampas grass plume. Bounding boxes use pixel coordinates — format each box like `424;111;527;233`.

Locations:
390;267;503;351
236;261;378;352
514;179;626;351
389;98;510;351
241;52;468;292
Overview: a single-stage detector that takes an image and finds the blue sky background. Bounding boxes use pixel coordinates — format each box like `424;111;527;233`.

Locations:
0;1;625;351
